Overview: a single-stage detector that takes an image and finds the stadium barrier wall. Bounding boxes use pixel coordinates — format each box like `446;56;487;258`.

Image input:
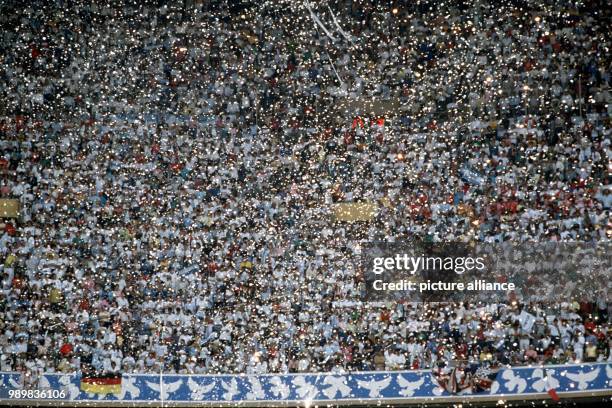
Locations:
0;363;610;406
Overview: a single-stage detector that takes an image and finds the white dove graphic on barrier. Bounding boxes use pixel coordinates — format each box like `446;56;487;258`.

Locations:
397;375;424;397
566;368;600;390
292;376;318;400
246;377;266;400
531;369;559;393
114;376;140;400
356;377;391;398
34;375;52;392
187;377;215;400
146;379;183;400
322;376;351;399
221;378;239;400
489;379;500;394
57;375;81;400
500;370;527;394
7;375;21;389
270;376;290;399
431;385;445;396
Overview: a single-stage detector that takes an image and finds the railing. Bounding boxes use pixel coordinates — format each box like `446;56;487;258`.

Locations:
0;362;610;406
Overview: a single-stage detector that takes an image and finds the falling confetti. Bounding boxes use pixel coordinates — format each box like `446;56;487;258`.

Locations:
0;5;609;408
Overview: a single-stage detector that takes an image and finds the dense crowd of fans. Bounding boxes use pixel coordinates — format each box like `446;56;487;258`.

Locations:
0;0;610;376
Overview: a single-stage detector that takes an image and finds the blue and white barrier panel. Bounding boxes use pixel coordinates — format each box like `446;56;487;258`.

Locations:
0;363;611;405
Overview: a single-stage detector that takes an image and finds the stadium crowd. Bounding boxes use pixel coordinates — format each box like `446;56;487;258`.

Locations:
0;0;610;376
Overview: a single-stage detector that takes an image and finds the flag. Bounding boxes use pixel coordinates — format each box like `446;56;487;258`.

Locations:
459;164;485;185
518;310;537;333
332;202;377;222
432;366;459;394
80;374;122;394
432;362;499;394
432;366;470;394
469;362;500;393
352;116;365;129
546;374;560;402
548;388;560;401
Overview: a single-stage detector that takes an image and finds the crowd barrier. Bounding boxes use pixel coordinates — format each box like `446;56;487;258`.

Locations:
1;363;610;406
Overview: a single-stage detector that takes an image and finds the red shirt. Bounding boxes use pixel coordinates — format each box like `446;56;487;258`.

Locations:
60;343;73;356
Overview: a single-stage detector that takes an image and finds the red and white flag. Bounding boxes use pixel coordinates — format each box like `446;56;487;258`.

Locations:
546;373;560;402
